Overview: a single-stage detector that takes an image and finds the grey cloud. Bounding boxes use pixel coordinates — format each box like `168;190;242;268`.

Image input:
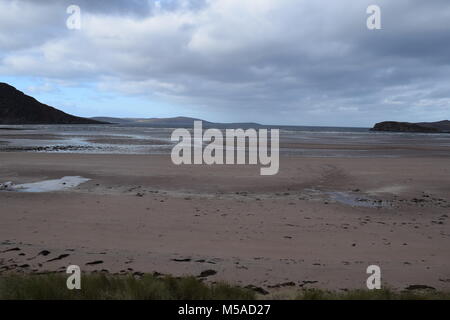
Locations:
0;0;449;126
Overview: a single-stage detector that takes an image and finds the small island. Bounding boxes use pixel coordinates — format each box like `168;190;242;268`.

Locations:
371;120;450;133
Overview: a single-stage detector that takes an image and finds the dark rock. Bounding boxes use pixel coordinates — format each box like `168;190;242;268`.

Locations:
2;247;20;253
172;258;192;262
85;260;104;266
268;281;296;288
198;269;217;277
405;284;436;290
47;254;70;262
38;250;51;256
301;280;319;286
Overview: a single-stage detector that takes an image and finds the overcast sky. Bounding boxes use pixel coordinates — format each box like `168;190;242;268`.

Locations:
1;0;449;126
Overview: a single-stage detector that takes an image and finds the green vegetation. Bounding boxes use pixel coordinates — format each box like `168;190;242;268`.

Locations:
0;273;449;300
0;273;255;300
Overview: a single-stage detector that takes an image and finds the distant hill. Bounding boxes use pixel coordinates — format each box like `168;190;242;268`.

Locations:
91;116;210;127
371;121;450;133
0;83;107;124
89;117;137;125
91;116;261;128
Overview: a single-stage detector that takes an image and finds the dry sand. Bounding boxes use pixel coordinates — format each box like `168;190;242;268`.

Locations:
0;152;449;292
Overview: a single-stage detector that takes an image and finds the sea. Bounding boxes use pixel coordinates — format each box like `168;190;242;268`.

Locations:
1;124;450;158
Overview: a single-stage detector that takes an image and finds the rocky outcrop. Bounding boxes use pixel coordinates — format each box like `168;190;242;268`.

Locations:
0;82;108;124
371;121;443;133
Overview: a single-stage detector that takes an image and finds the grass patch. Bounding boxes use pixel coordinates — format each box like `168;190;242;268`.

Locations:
0;273;449;300
0;273;255;300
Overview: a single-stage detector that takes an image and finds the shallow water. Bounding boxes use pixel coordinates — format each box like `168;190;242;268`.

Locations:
327;192;387;208
1;176;91;192
0;124;449;157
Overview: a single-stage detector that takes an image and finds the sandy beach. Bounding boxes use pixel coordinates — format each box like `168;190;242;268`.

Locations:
1;151;449;292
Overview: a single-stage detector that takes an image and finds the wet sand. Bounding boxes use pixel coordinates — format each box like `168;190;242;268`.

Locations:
0;152;449;292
